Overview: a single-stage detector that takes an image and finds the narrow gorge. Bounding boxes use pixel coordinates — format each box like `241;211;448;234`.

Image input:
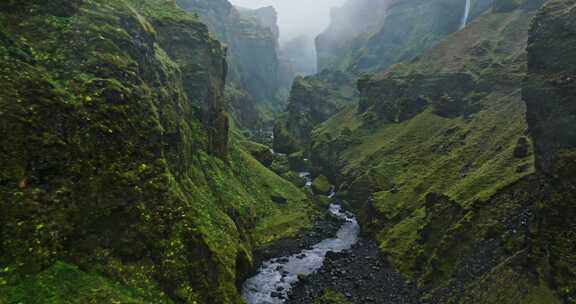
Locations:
0;0;575;304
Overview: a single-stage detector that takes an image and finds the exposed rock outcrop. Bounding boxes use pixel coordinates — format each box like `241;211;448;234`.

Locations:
523;0;576;301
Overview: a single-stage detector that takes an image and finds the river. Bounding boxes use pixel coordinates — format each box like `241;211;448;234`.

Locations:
242;175;360;304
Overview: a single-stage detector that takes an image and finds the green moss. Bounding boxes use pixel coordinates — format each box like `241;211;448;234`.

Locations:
377;208;426;275
0;1;314;303
281;171;307;188
314;289;351;304
312;175;332;195
0;262;172;304
227;145;315;247
459;261;563;304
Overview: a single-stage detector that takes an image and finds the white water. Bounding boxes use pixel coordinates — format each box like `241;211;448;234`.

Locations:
460;0;471;30
242;201;359;304
299;172;313;188
328;185;336;198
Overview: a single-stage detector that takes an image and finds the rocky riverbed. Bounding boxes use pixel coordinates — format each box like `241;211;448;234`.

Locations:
243;203;360;304
285;238;421;304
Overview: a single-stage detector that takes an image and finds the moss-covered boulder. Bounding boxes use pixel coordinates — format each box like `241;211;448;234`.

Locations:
281;171;307;188
270;157;290;175
241;140;274;167
312;175;332;195
314;289;351;304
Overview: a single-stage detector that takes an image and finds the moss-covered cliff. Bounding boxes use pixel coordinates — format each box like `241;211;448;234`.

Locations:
523;0;576;301
315;0;390;72
273;70;358;154
176;0;286;129
0;1;314;303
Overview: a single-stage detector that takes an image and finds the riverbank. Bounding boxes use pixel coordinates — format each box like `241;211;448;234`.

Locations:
249;210;345;277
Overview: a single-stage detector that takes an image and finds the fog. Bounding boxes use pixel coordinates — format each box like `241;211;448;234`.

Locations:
229;0;347;45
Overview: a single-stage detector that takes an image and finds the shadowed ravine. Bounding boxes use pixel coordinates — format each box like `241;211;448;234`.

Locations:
0;1;573;304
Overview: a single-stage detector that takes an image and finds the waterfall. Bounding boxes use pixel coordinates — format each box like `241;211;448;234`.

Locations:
460;0;471;30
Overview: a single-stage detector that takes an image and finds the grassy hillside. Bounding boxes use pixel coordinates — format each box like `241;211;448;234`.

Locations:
309;2;565;302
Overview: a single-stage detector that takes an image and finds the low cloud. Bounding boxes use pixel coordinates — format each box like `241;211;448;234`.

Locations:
229;0;347;44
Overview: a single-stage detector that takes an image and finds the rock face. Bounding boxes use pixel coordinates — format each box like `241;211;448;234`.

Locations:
358;73;477;123
0;1;314;303
177;0;286;129
274;70;358;154
238;6;280;41
524;0;576;174
523;0;576;301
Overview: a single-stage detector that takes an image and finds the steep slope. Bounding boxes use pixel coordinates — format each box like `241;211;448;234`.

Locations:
316;0;494;73
309;1;569;302
176;0;286;129
315;0;390;72
0;1;314;303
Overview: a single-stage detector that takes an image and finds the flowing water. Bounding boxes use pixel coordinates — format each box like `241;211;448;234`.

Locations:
460;0;471;29
242;174;360;304
298;172;313;188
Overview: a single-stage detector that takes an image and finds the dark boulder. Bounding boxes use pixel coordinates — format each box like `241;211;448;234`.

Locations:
272;195;288;205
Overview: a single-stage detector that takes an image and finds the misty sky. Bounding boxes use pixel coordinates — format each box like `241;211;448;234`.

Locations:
229;0;347;44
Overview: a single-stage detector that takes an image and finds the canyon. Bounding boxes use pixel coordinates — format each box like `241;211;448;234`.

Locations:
0;0;575;303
